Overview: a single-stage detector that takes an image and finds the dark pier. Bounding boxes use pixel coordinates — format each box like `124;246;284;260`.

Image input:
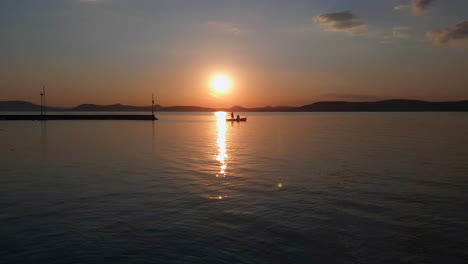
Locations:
0;115;158;121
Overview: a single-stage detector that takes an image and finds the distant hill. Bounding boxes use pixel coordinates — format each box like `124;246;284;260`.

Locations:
229;105;296;112
1;99;468;112
297;99;468;112
0;101;40;111
72;104;152;112
72;104;214;112
0;101;64;111
158;106;214;112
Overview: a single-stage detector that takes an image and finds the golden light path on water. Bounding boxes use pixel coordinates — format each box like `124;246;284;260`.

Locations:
215;112;228;178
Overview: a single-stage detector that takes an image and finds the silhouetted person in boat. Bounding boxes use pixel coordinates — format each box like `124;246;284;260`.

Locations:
237;115;240;120
231;112;234;119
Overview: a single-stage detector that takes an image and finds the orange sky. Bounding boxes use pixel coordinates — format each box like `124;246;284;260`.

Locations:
1;0;468;107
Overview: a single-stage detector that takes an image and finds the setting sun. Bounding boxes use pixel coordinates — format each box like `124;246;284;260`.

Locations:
211;75;232;93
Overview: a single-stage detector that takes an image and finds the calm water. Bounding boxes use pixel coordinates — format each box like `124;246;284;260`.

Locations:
1;112;467;263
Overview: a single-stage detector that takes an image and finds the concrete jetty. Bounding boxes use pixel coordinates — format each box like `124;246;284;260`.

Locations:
0;115;158;121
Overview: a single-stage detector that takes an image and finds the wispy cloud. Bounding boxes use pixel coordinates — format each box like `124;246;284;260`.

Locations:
393;5;410;11
394;0;436;15
201;21;251;36
379;26;411;44
393;27;412;39
314;11;367;35
411;0;436;14
427;20;468;45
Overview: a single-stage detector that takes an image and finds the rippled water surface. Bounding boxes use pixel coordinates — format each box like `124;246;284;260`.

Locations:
1;112;468;263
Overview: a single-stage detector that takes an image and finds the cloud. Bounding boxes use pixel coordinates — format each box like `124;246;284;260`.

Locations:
393;27;411;39
393;5;410;11
201;21;251;36
427;20;468;45
380;27;412;43
411;0;436;14
393;0;436;14
314;11;367;35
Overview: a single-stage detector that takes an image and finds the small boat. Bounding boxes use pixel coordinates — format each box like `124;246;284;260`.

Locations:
226;117;247;122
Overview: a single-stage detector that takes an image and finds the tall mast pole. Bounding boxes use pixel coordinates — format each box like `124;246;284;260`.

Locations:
40;89;44;116
152;93;154;117
43;85;46;116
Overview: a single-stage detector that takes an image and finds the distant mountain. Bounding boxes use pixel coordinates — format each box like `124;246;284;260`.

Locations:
0;101;39;111
229;105;295;112
159;106;214;112
72;104;214;112
297;99;468;112
0;101;63;111
1;99;468;112
72;104;152;112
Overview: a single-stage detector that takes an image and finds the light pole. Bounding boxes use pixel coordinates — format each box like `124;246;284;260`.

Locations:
43;85;46;116
40;92;44;116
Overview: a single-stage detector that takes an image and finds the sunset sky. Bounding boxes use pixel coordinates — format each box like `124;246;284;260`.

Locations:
1;0;468;107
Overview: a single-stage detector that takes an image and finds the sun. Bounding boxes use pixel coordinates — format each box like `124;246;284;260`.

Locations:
211;75;232;93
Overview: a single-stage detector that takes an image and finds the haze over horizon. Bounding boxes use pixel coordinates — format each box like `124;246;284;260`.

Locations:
1;0;468;108
3;98;468;111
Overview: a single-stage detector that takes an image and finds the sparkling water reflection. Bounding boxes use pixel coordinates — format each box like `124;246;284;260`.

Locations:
1;112;468;263
215;112;228;177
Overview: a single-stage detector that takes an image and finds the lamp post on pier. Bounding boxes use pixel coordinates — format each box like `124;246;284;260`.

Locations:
152;93;155;118
42;85;46;116
40;92;44;116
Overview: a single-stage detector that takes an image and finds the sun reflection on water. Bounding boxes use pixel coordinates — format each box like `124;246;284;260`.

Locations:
215;112;228;177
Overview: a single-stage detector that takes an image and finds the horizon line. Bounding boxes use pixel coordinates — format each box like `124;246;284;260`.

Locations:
2;98;468;110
